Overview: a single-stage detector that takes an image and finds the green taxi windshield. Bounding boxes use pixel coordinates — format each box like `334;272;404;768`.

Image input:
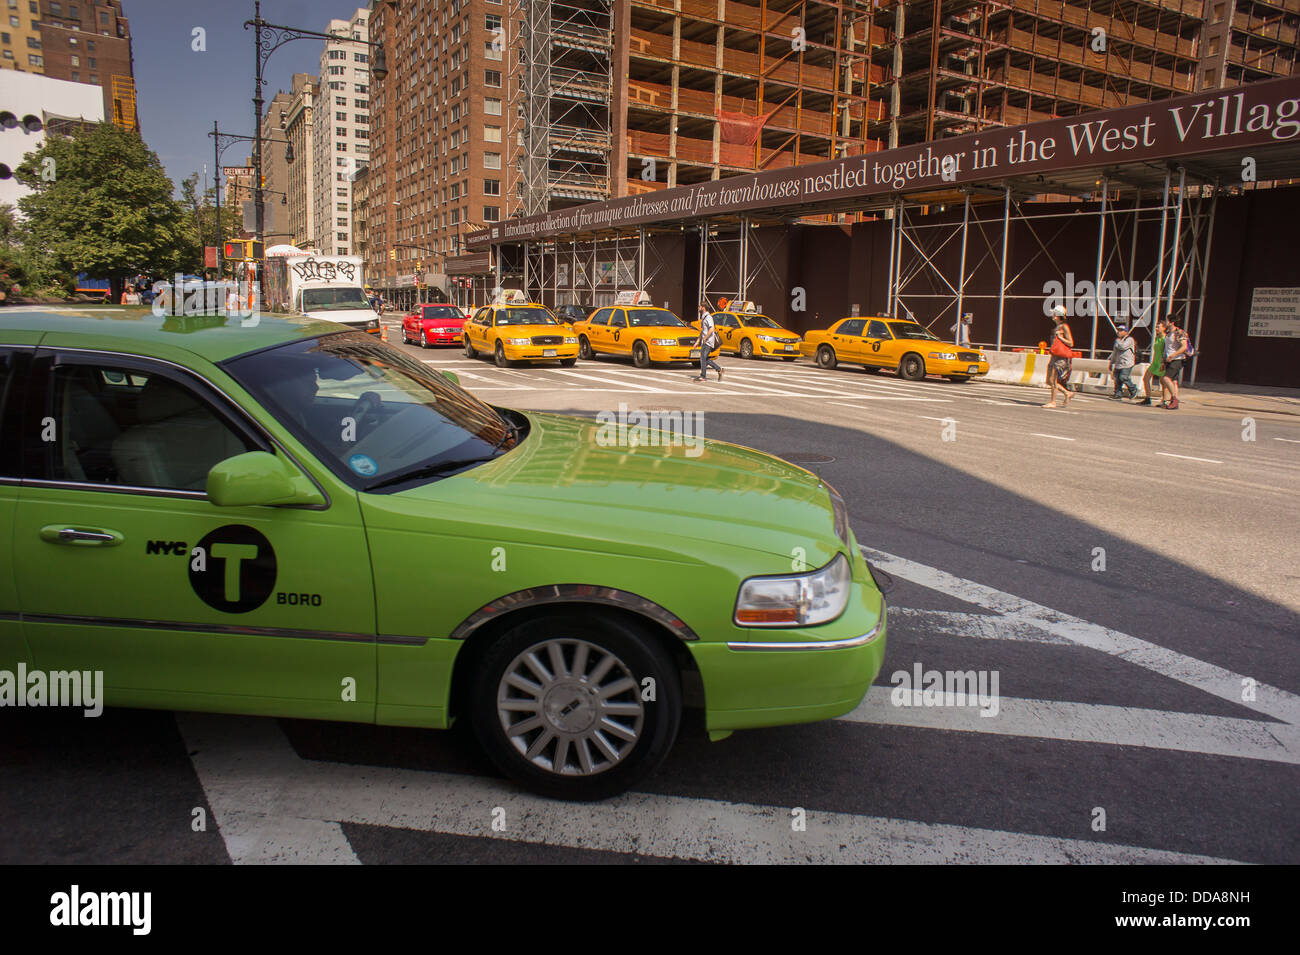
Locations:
888;322;941;341
627;308;686;327
224;331;513;490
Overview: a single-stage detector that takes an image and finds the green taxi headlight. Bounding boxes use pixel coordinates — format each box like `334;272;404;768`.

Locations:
734;553;852;628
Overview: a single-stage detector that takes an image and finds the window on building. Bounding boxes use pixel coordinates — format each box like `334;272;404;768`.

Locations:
483;179;500;196
25;34;38;47
335;111;346;120
27;52;40;65
68;35;77;45
337;202;348;211
484;151;501;170
483;206;500;223
354;84;368;93
337;232;347;241
8;15;16;26
337;126;347;136
485;40;501;60
87;56;94;67
1;51;12;61
69;53;79;65
485;69;501;88
71;71;79;81
337;217;348;226
50;0;61;13
86;38;93;50
354;113;367;124
485;14;501;31
88;73;97;83
336;142;348;151
483;125;501;143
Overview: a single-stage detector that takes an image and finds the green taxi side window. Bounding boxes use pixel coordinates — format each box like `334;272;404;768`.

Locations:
48;362;257;492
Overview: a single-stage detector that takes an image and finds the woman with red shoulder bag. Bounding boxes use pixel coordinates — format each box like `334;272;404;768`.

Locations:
1044;305;1074;408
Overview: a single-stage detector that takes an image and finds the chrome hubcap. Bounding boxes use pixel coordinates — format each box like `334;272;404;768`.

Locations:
497;638;644;777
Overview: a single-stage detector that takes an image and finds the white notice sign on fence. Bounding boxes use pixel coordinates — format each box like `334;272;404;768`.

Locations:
1247;287;1300;338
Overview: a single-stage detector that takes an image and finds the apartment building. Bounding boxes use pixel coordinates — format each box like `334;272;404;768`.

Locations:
259;87;293;241
367;0;517;292
285;72;317;250
310;7;371;256
1199;0;1299;90
35;0;136;130
2;0;43;73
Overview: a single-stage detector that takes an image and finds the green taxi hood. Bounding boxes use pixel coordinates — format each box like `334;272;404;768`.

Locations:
371;410;845;568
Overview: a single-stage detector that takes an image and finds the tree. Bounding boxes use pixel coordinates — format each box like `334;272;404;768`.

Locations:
179;172;238;277
14;122;191;301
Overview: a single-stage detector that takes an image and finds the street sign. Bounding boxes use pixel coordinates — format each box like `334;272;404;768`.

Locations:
204;246;219;268
222;166;254;178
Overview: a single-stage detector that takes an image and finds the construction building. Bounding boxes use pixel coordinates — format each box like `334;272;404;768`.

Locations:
366;0;1298;303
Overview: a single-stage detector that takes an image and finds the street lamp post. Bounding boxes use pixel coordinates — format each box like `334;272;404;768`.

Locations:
245;0;386;264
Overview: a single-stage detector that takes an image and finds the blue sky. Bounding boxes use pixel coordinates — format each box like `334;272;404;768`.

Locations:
126;0;365;193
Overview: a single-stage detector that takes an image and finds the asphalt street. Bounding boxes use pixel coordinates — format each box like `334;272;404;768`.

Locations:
3;320;1297;865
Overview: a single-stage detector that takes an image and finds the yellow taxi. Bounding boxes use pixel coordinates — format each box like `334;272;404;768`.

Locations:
694;302;802;360
463;289;580;367
573;291;699;368
800;316;989;382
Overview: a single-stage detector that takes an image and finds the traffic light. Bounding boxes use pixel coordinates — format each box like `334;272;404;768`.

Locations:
389;249;396;261
222;240;265;261
0;111;42;133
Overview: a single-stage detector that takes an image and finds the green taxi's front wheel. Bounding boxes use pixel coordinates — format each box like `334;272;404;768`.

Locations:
470;614;682;801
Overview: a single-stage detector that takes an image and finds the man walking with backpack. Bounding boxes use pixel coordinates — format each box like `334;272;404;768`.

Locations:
1109;324;1139;399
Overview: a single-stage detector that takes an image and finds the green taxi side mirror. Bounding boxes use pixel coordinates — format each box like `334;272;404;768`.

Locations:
441;370;460;386
207;451;325;508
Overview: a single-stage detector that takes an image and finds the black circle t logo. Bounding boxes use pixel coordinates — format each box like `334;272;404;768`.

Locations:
189;525;277;613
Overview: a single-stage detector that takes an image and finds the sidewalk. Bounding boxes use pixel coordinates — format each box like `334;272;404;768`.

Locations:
1176;382;1300;417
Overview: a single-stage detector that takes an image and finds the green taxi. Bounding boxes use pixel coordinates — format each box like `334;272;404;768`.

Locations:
0;308;887;800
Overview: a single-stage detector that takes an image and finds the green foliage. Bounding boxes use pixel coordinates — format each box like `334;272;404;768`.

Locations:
14;122;192;294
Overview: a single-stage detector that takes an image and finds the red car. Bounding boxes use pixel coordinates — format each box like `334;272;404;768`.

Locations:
400;303;467;348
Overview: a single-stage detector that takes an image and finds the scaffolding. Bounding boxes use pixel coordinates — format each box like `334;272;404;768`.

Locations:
886;167;1219;381
511;0;615;215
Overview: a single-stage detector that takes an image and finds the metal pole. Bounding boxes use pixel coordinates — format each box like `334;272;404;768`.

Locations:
1166;166;1186;321
739;216;750;301
996;187;1009;351
213;121;222;280
638;228;646;290
955;192;970;340
886;199;897;316
1091;178;1107;359
253;2;265;248
1189;185;1218;386
1153;170;1171;329
892;203;905;319
1128;188;1141;326
698;223;708;308
523;241;530;299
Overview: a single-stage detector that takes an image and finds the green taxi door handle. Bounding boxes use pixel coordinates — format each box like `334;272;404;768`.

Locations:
39;525;124;547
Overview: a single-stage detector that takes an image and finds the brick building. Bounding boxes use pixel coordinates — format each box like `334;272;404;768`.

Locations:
35;0;136;131
285;72;318;250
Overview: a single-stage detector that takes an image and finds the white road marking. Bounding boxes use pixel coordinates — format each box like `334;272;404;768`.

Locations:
543;370;665;392
1029;433;1075;441
885;608;1069;644
179;713;1242;864
1156;452;1223;464
861;546;1300;726
840;687;1300;766
1274;438;1300;444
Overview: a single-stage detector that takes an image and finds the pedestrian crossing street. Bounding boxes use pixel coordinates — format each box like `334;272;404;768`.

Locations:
180;545;1296;865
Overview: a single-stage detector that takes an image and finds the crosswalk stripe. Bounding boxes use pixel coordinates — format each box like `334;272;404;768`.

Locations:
543;370;665;392
862;546;1300;727
179;713;1243;865
840;686;1300;766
